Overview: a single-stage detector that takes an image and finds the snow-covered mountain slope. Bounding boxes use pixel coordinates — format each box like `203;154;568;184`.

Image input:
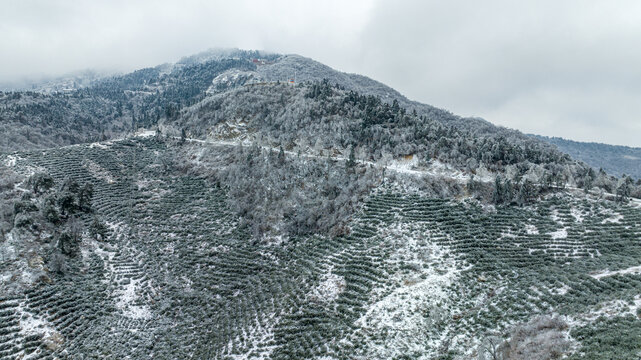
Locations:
2;137;641;359
2;49;641;359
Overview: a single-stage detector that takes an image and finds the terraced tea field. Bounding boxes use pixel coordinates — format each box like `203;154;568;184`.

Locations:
1;138;641;359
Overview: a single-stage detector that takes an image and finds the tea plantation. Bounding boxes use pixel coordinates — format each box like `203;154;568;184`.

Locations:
1;138;641;359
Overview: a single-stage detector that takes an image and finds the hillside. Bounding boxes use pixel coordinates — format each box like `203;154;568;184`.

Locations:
2;136;641;359
536;135;641;180
1;49;641;359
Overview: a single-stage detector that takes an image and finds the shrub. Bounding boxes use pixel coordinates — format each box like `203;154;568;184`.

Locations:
499;315;570;360
89;217;108;241
14;212;32;228
28;172;55;194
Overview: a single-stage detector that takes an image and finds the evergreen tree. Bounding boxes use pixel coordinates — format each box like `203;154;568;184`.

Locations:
278;146;285;164
180;128;187;145
89;216;108;241
78;182;94;212
346;146;356;168
492;176;504;204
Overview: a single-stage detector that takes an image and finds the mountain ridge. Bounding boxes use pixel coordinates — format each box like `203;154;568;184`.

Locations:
534;134;641;180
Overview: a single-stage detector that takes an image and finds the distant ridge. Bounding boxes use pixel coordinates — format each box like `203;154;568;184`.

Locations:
535;135;641;180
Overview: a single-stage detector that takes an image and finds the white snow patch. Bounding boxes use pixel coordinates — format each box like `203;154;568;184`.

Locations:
548;228;568;240
19;307;56;337
137;179;170;200
385;158;480;183
89;142;109;149
105;221;127;241
207;69;259;94
350;222;467;359
591;265;641;280
115;277;152;319
135;129;157;138
500;232;517;240
601;213;623;224
9;301;64;355
550;284;571;296
571;208;584;223
567;296;641;328
183;137;492;186
550;209;563;224
309;272;346;303
3;155;17;167
83;159;115;183
525;224;539;235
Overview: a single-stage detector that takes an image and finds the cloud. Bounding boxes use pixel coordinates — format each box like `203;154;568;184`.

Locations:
355;0;641;146
0;0;374;79
1;0;639;146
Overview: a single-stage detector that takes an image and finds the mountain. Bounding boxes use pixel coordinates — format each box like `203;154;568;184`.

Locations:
0;49;506;153
536;135;641;180
1;49;641;359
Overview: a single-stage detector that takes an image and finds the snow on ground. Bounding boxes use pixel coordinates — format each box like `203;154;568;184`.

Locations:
89;239;151;320
0;232;17;261
550;284;571;296
83;159;115;184
567;295;641;328
525;224;539;235
210;119;251;140
207;69;259;94
187;136;496;186
500;231;517;240
90;240;116;275
350;222;468;359
423;160;475;182
3;154;17;167
19;310;55;337
103;221;127;243
115;277;152;320
385;158;476;182
309;271;346;303
18;301;57;337
601;213;624;224
14;301;64;354
0;231;50;288
571;208;584;223
89;142;109;149
590;265;641;280
137;179;171;200
548;228;568;240
385;155;420;174
135;129;157;138
226;313;280;360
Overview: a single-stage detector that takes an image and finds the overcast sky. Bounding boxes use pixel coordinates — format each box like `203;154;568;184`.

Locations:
2;0;640;147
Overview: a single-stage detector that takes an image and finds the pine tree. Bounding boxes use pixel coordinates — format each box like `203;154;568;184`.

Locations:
180;128;186;145
89;216;108;241
346;146;356;168
492;176;503;204
278;146;285;164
